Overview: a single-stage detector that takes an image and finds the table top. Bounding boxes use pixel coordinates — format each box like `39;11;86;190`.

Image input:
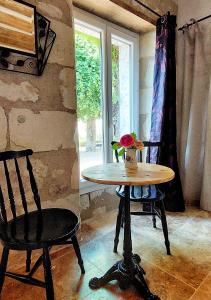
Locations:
82;163;175;186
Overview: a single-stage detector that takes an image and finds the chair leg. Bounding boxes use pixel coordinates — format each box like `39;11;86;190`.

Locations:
26;250;32;272
121;205;125;228
72;235;85;274
0;247;9;294
43;247;55;300
152;202;157;229
160;200;171;255
114;197;124;253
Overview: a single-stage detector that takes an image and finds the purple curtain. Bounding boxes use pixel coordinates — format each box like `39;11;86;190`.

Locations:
150;14;185;212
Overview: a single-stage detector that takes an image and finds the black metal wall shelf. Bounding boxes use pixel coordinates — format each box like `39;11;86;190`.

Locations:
0;0;56;76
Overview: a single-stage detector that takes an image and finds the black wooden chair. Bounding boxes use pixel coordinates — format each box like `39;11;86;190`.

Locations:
112;141;171;255
0;149;85;300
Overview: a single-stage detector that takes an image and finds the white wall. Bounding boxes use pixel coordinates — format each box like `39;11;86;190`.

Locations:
139;30;156;141
177;0;211;27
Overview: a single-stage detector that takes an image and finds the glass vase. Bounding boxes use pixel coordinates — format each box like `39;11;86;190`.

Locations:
125;149;138;169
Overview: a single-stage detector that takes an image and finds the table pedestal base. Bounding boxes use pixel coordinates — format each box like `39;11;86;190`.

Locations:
89;254;160;300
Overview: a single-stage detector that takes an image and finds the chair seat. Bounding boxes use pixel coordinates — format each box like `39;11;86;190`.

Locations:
116;185;164;202
1;208;79;250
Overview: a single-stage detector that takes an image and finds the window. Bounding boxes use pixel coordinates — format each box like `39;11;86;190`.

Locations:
74;8;139;193
74;22;104;174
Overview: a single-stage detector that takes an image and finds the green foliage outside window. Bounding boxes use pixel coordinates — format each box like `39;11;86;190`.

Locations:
75;30;119;150
75;30;119;121
75;31;102;121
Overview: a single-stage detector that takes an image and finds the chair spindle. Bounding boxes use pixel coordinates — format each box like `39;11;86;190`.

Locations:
0;185;7;224
14;158;28;216
3;161;16;221
26;156;41;212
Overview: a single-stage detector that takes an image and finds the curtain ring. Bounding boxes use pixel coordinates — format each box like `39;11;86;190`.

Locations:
182;23;189;33
190;18;199;32
161;14;167;24
189;18;197;28
190;18;197;23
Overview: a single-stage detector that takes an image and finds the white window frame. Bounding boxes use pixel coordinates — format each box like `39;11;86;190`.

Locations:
73;8;139;195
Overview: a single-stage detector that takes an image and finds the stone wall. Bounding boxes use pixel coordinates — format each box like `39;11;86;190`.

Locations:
80;188;119;221
0;0;80;215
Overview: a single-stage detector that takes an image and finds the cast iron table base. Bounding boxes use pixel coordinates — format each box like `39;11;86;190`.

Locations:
89;186;160;300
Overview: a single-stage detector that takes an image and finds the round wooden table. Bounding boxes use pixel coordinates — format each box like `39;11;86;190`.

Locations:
82;162;175;300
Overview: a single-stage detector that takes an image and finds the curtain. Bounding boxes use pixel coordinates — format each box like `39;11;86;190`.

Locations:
178;22;211;210
150;14;185;212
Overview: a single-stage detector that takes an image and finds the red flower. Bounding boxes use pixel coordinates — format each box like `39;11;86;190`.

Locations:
120;134;135;148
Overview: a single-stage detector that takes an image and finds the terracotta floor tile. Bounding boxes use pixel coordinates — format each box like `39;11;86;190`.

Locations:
1;206;210;299
1;249;99;300
82;233;195;300
84;285;142;300
190;272;211;300
142;259;194;300
134;224;211;289
78;209;118;245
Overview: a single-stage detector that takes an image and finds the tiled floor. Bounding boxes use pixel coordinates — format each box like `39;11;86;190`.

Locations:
1;206;211;299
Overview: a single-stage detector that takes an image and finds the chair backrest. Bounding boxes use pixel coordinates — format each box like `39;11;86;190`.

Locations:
111;141;162;164
0;149;41;227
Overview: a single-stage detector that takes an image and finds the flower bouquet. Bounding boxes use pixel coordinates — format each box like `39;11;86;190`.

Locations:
112;133;144;169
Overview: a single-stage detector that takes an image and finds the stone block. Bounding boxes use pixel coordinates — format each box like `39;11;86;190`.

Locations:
52;169;65;178
0;65;68;111
44;193;80;215
48;20;74;67
9;109;77;152
80;194;90;210
37;2;63;20
37;0;71;25
0;80;39;102
71;159;79;190
90;190;104;202
59;68;76;110
0;107;7;150
104;187;116;195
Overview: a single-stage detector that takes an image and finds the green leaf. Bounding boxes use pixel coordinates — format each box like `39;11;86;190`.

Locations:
112;143;120;150
75;31;119;121
118;148;125;157
131;132;137;140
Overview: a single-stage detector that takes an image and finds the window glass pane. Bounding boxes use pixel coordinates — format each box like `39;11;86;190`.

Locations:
75;23;103;176
112;36;131;142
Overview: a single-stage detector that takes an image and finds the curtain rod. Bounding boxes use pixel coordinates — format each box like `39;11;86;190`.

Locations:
178;14;211;31
133;0;161;18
